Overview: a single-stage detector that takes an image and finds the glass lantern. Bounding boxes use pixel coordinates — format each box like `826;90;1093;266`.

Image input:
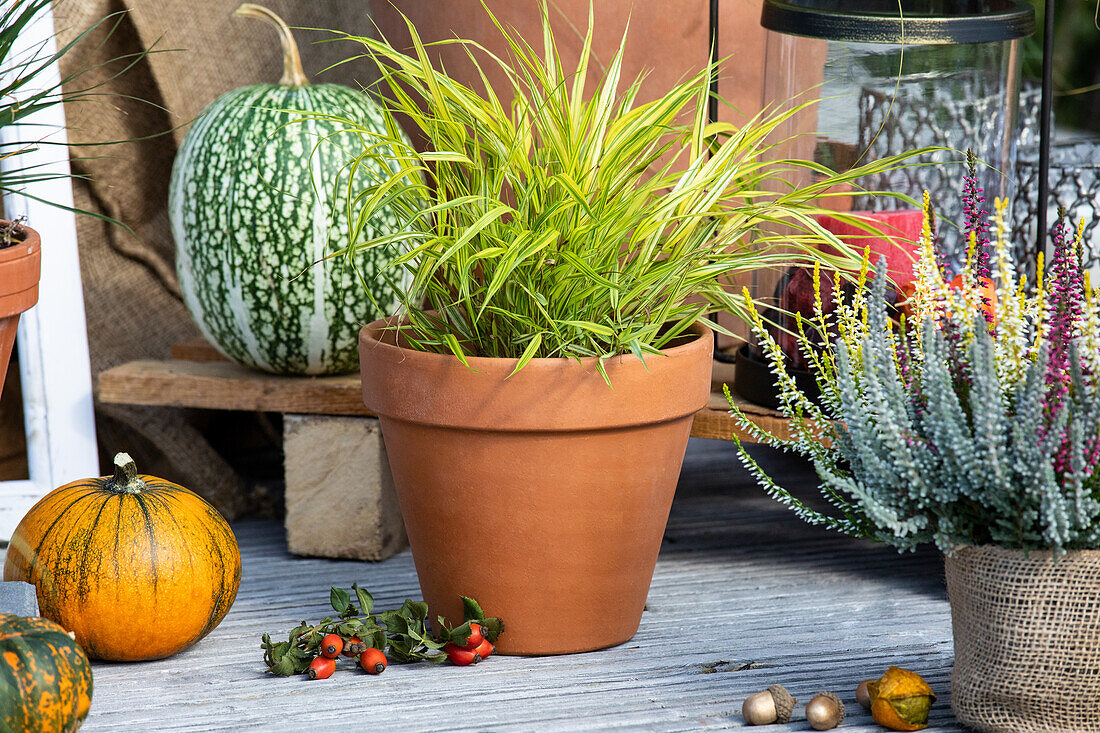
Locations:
730;0;1035;409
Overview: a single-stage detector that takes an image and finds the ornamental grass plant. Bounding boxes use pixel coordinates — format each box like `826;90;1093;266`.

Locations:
0;0;147;235
730;169;1100;556
306;2;924;378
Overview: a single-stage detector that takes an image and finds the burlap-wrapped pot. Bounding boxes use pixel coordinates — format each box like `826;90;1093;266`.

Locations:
945;545;1100;733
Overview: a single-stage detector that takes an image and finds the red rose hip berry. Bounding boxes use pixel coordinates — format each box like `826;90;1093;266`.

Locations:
444;642;481;666
359;647;388;674
307;655;335;680
461;623;484;650
473;638;494;660
320;633;343;659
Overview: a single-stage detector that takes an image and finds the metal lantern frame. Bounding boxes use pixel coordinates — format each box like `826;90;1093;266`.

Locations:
709;0;1047;363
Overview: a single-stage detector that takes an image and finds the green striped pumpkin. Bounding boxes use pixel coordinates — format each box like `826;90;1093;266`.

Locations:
169;4;404;374
0;613;93;733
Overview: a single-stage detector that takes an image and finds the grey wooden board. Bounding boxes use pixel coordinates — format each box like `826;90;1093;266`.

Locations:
2;440;964;731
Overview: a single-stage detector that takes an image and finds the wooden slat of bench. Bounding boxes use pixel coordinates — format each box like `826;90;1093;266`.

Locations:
97;360;374;417
98;343;796;440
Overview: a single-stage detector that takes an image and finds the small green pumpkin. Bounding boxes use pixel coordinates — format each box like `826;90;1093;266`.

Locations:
0;613;93;733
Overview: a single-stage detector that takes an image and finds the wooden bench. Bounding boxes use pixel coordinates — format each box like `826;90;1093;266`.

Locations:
97;339;792;562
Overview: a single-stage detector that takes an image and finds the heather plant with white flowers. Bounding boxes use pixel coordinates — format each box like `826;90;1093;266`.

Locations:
728;176;1100;555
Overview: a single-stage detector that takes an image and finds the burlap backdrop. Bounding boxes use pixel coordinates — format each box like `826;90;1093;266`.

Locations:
51;0;379;518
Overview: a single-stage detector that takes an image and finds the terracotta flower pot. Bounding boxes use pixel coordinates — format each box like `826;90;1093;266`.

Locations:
359;318;712;655
0;224;41;397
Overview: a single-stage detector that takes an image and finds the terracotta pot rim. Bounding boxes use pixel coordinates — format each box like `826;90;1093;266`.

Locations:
0;225;40;266
0;223;41;320
358;316;714;431
359;315;711;371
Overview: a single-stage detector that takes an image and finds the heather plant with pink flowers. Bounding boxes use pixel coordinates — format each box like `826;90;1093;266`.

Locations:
728;184;1100;555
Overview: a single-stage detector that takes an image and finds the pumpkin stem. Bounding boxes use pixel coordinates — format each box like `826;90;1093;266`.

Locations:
107;453;147;495
234;4;310;87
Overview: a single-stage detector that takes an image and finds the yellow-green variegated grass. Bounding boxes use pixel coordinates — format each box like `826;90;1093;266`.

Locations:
310;3;930;378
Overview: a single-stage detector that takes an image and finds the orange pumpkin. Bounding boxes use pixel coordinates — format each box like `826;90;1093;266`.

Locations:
2;453;241;661
0;613;93;732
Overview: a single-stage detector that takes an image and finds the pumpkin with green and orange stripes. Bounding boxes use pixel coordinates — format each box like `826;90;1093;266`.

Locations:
0;613;93;732
3;453;241;661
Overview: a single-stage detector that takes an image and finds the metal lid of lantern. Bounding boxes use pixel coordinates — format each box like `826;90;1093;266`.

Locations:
760;0;1034;45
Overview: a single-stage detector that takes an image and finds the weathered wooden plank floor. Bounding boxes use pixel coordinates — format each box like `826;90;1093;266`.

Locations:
5;440;963;731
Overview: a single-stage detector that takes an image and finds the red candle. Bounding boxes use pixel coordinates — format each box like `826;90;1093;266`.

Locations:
816;209;924;286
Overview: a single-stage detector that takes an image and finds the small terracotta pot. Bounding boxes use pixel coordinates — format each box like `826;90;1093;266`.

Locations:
0;224;41;397
359;318;712;655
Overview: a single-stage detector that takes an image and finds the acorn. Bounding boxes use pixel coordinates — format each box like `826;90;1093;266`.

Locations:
742;684;797;725
856;679;877;709
806;692;845;730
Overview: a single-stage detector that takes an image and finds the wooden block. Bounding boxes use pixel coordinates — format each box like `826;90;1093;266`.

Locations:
283;414;406;561
98;360;373;417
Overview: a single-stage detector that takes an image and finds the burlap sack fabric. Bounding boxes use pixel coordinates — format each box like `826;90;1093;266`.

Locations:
945;545;1100;732
49;0;379;518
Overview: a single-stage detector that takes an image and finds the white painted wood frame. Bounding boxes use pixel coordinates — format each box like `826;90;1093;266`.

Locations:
0;3;99;540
